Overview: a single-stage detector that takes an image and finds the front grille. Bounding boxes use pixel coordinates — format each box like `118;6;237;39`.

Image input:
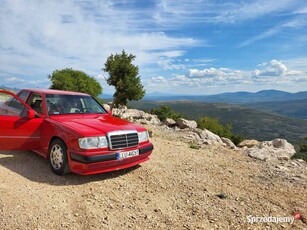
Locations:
107;130;139;150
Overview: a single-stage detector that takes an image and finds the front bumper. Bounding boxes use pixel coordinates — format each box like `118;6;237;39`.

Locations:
68;143;154;175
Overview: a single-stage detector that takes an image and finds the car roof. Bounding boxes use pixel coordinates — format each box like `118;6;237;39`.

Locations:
20;88;90;96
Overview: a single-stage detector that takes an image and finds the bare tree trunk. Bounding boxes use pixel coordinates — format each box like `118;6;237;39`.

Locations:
110;97;117;111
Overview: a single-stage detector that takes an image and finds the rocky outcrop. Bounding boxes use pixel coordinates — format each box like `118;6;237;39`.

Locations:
221;137;237;150
103;104;111;111
112;106;161;125
176;118;197;129
112;105;128;118
109;106;237;149
163;118;176;127
109;106;298;158
238;139;260;148
193;128;224;145
244;138;296;161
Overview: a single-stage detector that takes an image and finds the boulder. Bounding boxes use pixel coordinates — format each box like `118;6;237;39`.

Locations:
221;137;237;150
183;131;201;142
176;118;197;129
245;138;296;161
103;104;111;111
112;106;128;117
195;129;224;144
238;139;260;148
121;109;145;120
164;118;176;127
113;107;161;125
137;117;161;125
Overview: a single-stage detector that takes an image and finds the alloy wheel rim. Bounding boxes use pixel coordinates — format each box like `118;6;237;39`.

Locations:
50;144;64;169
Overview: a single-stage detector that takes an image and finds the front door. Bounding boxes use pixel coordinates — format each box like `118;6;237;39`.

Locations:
0;90;43;150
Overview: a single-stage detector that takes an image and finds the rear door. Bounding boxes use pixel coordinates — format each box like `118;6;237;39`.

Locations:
0;90;43;150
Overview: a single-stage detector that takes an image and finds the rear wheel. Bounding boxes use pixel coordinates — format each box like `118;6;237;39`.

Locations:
48;139;70;175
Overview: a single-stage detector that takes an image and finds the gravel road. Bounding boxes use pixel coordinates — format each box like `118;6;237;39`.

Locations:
0;128;306;229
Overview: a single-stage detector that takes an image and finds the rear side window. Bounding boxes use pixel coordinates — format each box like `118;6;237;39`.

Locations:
17;91;31;102
28;93;44;115
0;91;29;117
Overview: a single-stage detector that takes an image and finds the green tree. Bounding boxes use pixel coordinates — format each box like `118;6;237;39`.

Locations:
151;105;182;121
103;50;145;109
49;68;102;97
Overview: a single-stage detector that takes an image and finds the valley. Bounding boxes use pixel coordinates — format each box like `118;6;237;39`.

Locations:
129;100;307;147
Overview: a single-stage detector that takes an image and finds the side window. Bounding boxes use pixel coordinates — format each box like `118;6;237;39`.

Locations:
28;93;44;115
0;91;28;117
9;98;24;111
17;91;30;102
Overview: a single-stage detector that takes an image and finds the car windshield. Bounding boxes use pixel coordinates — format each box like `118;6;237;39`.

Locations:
46;94;107;115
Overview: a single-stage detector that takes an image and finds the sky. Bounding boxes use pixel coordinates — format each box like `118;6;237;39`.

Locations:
0;0;307;95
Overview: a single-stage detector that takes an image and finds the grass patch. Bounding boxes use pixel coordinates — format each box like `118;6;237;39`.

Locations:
189;144;200;150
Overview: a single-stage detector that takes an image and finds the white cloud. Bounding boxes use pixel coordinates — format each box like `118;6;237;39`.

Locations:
154;0;301;25
188;68;225;78
213;0;297;23
238;14;307;47
186;68;245;83
0;74;50;89
5;76;25;83
294;6;307;14
147;59;307;93
253;59;287;77
151;76;167;83
157;59;187;70
237;27;280;48
96;74;107;81
0;0;199;80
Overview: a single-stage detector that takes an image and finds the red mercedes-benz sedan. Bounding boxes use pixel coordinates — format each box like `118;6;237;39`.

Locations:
0;89;153;175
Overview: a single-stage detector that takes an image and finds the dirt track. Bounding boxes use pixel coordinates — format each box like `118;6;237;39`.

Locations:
0;128;307;229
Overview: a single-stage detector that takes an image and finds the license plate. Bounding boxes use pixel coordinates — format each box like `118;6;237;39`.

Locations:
117;149;139;160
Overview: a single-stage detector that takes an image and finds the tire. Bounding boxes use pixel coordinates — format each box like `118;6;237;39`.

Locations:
48;139;70;175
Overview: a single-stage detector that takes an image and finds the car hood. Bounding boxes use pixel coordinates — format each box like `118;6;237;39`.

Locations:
50;114;144;136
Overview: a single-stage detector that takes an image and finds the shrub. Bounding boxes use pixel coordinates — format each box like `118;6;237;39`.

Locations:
231;134;245;146
292;136;307;162
292;152;307;162
197;116;232;138
299;137;307;153
151;105;182;121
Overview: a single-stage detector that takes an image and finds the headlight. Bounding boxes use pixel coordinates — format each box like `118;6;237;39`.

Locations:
78;136;108;149
138;131;149;143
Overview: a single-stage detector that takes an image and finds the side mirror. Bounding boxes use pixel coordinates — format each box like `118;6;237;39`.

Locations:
27;109;36;119
107;110;112;116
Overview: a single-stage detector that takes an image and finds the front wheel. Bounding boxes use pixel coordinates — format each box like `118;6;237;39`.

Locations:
48;139;70;175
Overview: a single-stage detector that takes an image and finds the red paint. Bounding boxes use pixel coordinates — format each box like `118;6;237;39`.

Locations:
0;89;153;175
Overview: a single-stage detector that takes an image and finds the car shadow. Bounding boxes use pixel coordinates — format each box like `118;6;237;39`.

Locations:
0;150;140;186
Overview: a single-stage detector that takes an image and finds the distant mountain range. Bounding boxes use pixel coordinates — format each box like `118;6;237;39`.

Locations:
3;85;307;105
0;85;20;92
244;99;307;119
143;90;307;104
103;89;307;120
